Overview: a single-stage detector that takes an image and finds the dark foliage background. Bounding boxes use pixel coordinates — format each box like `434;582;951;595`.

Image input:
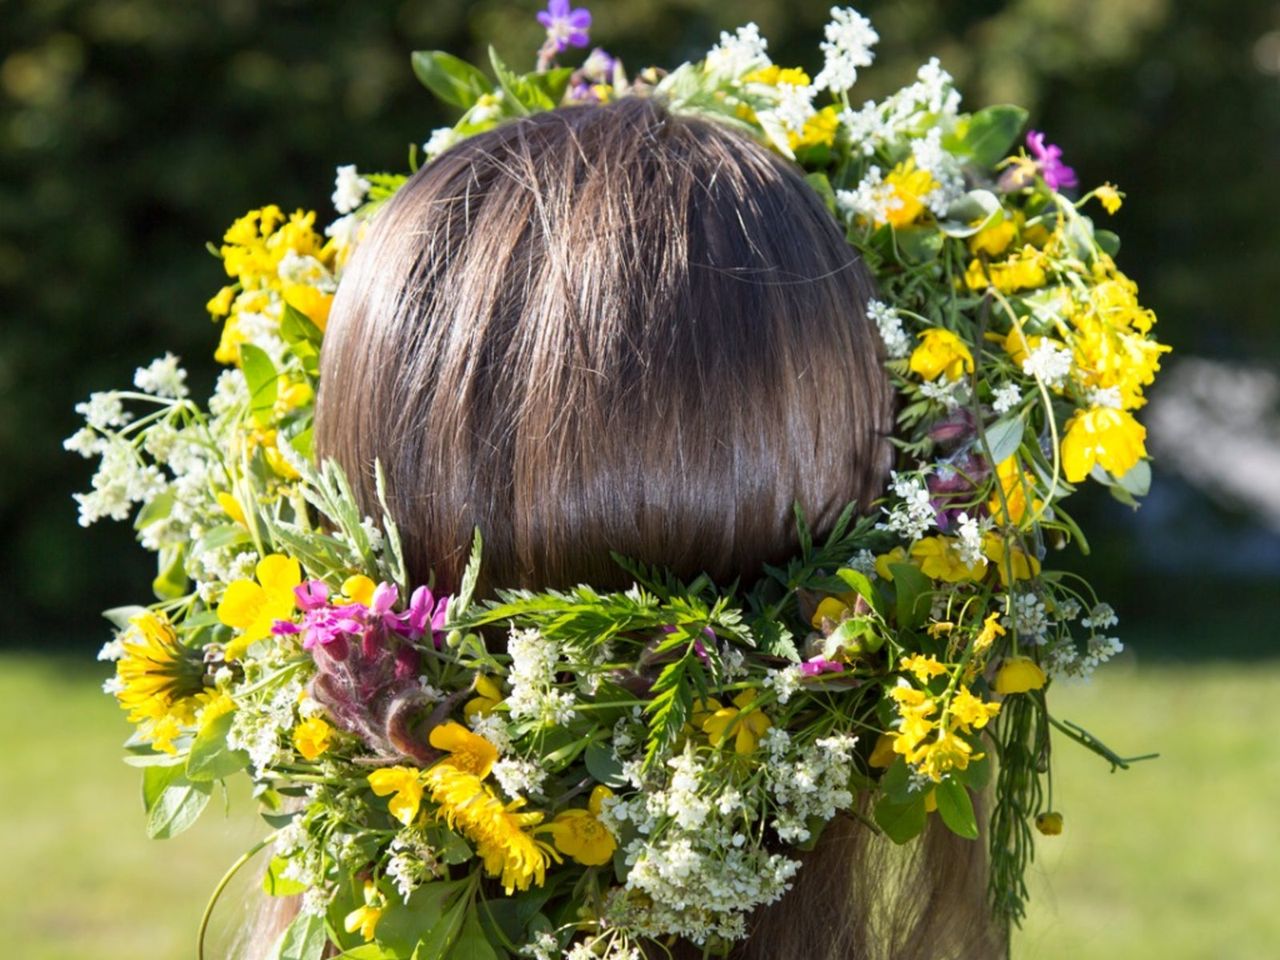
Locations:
4;0;1277;654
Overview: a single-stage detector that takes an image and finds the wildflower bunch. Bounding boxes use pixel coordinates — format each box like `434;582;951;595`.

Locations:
71;5;1162;958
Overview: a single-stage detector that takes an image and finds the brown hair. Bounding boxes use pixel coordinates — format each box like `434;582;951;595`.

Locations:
303;97;1001;959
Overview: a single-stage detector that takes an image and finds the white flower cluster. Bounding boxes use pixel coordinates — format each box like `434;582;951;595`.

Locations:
705;23;769;80
1012;591;1050;644
910;127;966;217
919;374;969;411
331;164;370;215
877;470;936;541
762;664;804;704
992;382;1023;414
133;352;189;399
227;670;306;775
867;299;911;358
505;628;577;728
423;127;463;161
492;757;548;801
813;6;878;92
761;729;859;843
954;512;987;568
840;57;960;157
386;829;445;902
1021;340;1074;389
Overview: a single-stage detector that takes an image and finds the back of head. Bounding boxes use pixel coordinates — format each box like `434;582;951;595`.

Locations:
316;96;891;594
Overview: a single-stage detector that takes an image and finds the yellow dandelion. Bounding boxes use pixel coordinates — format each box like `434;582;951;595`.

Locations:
113;611;210;753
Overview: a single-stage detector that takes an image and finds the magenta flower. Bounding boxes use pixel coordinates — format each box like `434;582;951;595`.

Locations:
1025;130;1078;191
800;658;845;677
294;580;329;612
537;0;591;54
398;585;449;647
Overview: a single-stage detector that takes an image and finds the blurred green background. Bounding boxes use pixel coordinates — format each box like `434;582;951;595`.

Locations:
2;0;1277;957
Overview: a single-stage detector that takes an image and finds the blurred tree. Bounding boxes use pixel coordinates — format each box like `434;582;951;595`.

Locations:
3;0;1276;649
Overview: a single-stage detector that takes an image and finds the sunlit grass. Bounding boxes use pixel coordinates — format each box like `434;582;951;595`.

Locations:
3;652;1276;959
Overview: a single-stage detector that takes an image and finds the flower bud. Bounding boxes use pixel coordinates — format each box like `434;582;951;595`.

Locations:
1035;811;1064;836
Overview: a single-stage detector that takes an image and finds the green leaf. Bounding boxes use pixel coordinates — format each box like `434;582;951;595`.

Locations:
152;544;188;601
895;226;943;264
143;763;212;839
281;303;324;350
1094;229;1121;256
958;104;1028;169
834;568;884;618
240;343;279;428
938;190;1002;237
523;67;574;107
271;909;328;960
186;707;249;782
263;854;308;897
425;825;473;865
411;51;492;110
935;779;979;839
584;740;628;789
1115;458;1151;498
982;415;1024;465
103;604;147;630
487;48;534;115
873;793;926;844
376;879;469;958
888;562;932;630
448;911;499;960
134;486;175;531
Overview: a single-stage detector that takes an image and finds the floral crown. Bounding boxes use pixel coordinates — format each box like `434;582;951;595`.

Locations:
70;5;1166;959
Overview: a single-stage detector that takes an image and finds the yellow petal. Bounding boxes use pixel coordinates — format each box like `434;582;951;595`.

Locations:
217;580;265;630
256;554;301;594
342;575;376;607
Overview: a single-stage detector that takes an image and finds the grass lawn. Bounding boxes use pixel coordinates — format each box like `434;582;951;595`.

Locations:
2;652;1276;959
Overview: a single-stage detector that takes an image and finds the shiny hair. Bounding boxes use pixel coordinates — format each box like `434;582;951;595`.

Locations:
284;97;1002;960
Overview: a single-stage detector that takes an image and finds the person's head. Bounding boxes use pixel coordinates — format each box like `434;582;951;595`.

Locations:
315;96;890;596
312;97;998;959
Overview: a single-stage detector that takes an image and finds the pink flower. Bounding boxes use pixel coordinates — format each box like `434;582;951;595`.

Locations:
1026;130;1078;191
800;658;845;677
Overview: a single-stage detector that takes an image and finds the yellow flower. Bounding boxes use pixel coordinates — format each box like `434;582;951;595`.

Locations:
869;732;897;768
874;546;908;581
293;716;333;761
981;533;1040;586
1060;406;1147;483
113;611;210;753
900;654;947;685
926;621;955;639
344;880;384;942
909;536;986;583
965;245;1047;293
1094;183;1123;214
206;285;236;317
368;766;426;826
988;457;1041;526
917;728;980;782
1036;811;1065;835
909;329;974;382
792;105;840;149
428;721;498;778
949;686;1000;732
545;785;616;866
994;656;1047;694
881;158;939;229
889;684;937;764
282;283;333;332
426;765;556;893
702;691;771;754
216;554;302;660
464;674;504;722
974;612;1006;653
216;491;246;527
340;574;376;607
744;65;812;87
968;216;1016;258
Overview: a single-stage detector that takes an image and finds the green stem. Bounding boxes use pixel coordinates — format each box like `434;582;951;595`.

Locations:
197;832;277;960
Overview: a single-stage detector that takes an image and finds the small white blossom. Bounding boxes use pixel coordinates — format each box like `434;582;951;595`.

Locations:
867;299;911;358
705;23;770;79
1021;340;1074;389
424;127;463;161
876;471;935;542
919;374;969;411
76;392;131;430
331;164;370;215
954;512;987;567
813;7;879;92
992;382;1023;414
133;353;189;399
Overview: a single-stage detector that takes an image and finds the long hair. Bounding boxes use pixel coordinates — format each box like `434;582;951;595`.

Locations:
282;97;1002;959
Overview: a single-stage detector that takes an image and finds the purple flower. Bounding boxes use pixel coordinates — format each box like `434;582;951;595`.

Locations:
537;0;591;54
294;580;329;612
1025;130;1078;191
800;658;845;677
398;585;450;647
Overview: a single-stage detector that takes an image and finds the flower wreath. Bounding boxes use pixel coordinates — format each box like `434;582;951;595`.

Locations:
69;5;1167;959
